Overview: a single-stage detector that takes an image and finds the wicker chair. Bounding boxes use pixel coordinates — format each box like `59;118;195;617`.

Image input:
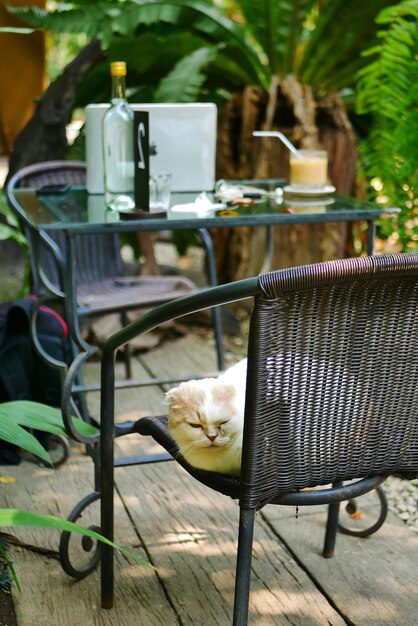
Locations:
6;160;224;383
60;253;418;623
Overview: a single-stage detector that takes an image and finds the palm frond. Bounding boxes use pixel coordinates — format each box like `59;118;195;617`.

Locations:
298;0;395;91
8;0;268;88
377;0;418;23
6;4;107;39
237;0;314;76
128;0;268;87
153;46;217;102
355;0;418;249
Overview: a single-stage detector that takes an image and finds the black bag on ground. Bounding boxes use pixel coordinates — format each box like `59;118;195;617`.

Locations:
0;296;71;464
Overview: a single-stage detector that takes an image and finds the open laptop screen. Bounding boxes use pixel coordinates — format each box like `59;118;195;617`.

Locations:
86;103;217;193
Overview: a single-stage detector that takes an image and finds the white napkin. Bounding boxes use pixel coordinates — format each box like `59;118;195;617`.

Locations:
170;192;225;216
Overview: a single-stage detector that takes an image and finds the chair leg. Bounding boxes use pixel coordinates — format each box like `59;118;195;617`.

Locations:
233;507;256;626
323;481;343;558
197;228;224;370
100;352;116;609
100;434;115;608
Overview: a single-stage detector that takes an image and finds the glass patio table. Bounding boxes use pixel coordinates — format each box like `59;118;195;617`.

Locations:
11;180;398;242
9;179;399;354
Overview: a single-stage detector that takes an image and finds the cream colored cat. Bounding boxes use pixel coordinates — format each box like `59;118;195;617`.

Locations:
166;359;247;475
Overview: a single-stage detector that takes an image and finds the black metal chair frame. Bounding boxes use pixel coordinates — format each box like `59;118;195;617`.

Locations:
58;252;418;624
6;161;225;427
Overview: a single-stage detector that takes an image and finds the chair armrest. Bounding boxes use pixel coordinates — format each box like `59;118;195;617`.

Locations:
102;276;259;359
98;277;258;447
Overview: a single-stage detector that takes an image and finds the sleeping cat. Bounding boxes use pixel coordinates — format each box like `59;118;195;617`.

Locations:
166;359;247;476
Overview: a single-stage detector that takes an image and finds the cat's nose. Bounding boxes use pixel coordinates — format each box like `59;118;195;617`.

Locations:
208;434;218;442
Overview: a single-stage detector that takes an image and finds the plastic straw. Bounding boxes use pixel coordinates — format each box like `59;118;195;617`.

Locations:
252;130;301;157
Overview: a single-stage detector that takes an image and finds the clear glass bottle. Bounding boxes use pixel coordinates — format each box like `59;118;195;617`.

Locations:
103;61;135;210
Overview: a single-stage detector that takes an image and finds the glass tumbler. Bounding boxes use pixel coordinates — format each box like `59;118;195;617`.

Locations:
149;172;172;212
289;150;328;188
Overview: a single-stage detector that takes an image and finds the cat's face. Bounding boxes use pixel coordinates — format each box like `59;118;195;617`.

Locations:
166;377;244;474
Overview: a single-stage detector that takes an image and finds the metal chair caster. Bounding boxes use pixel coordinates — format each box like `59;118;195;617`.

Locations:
338;485;388;538
59;492;101;578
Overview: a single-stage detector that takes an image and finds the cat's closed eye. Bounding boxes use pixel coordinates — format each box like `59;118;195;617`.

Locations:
188;423;202;429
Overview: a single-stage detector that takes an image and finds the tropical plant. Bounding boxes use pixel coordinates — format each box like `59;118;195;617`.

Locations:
4;0;399;277
0;400;94;464
0;400;149;591
0;191;27;250
5;0;263;103
5;1;395;122
355;0;418;251
0;190;30;299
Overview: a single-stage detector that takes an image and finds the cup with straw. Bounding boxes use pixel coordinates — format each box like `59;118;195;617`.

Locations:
252;130;329;189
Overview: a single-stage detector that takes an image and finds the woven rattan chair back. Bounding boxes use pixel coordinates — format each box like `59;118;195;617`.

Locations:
241;254;418;510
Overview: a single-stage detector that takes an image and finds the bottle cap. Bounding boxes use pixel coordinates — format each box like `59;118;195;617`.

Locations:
110;61;127;77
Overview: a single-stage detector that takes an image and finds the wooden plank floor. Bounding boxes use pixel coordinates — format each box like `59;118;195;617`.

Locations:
1;334;417;625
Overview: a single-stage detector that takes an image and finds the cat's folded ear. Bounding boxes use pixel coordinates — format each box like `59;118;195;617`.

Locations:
165;387;180;406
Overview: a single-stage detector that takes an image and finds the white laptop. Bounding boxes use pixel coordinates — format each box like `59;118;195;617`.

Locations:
85;102;217;193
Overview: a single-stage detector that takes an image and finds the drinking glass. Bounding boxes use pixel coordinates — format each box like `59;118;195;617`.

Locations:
149;172;172;212
289;150;328;188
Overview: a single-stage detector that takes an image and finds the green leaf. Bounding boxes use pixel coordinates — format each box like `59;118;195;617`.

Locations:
238;0;314;75
0;417;51;464
5;4;114;45
0;541;20;593
299;0;395;90
0;26;35;34
0;401;98;438
154;46;217;102
128;0;268;87
0;194;22;228
0;224;27;245
0;509;151;568
355;1;418;251
377;0;418;23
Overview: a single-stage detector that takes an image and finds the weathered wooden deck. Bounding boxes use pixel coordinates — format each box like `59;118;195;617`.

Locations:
2;332;418;625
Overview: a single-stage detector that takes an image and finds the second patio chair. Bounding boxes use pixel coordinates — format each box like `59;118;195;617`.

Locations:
6;160;224;422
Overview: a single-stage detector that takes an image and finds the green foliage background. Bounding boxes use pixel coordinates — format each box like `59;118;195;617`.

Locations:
3;0;418;251
356;0;418;251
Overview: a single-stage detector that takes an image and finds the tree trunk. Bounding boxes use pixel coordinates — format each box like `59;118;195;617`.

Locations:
214;79;358;283
6;38;105;184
